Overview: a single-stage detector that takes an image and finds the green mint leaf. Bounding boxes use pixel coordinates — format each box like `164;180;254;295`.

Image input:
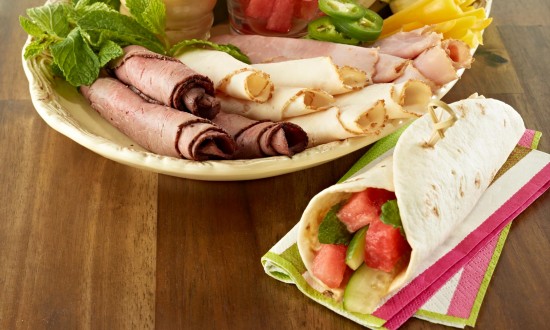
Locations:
50;28;100;86
23;35;55;59
76;9;165;54
19;16;45;37
318;203;353;245
74;0;120;11
170;39;251;64
126;0;166;35
380;200;405;236
26;3;72;38
51;62;65;79
98;40;123;67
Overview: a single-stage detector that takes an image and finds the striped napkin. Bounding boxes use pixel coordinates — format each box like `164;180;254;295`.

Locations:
261;128;549;329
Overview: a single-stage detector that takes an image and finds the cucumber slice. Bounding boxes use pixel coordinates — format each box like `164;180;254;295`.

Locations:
345;226;368;270
343;263;394;314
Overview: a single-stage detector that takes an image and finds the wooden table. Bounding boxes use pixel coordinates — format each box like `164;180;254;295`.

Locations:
2;1;549;329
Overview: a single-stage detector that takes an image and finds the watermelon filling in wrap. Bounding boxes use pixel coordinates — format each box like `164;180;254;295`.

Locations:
297;96;526;314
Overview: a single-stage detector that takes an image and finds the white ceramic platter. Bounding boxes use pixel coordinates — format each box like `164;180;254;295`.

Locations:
22;1;490;181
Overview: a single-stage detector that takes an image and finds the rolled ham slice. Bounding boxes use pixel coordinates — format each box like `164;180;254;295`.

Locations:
112;45;220;119
372;54;409;83
393;62;438;91
210;34;379;81
413;45;458;87
253;57;369;95
177;49;273;103
372;26;443;59
218;87;334;121
442;39;473;69
212;112;308;159
80;77;236;161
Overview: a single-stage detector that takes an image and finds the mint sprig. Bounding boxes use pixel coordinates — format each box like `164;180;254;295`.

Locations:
21;0;250;87
380;200;405;236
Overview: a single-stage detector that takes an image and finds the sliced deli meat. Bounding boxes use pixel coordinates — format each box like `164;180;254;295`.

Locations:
218;86;333;121
371;26;443;60
80;77;236;161
210;34;379;81
177;49;273;103
212;112;308;159
253;57;369;94
112;45;220;119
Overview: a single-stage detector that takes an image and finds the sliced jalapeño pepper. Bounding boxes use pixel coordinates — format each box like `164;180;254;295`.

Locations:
318;0;367;20
307;16;360;45
332;9;383;42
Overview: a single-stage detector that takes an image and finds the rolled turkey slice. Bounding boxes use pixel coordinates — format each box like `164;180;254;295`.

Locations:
253;57;369;95
212;112;308;159
288;103;386;147
334;80;433;122
177;49;273;103
80;77;236;161
111;45;220;119
218;87;334;121
210;34;379;81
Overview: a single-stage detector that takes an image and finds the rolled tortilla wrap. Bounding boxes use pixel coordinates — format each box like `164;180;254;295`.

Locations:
111;45;220;119
177;49;273;103
297;97;525;312
80;77;236;161
253;57;369;95
212;112;308;159
218;87;334;121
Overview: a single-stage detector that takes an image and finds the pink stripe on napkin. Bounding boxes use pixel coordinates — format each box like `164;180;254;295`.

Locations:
518;129;535;148
446;234;498;318
375;162;550;329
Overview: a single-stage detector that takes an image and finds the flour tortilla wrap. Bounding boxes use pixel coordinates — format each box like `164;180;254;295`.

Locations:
297;97;525;311
177;49;273;103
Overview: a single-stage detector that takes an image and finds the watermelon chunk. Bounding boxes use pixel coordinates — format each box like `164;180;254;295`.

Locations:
266;0;295;33
312;244;348;288
364;217;411;272
245;0;274;20
337;188;396;232
294;0;320;20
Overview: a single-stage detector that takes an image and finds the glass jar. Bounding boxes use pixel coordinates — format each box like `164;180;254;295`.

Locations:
120;0;217;45
227;0;320;38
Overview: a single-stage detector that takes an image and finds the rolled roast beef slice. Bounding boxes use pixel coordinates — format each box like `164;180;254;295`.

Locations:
80;77;236;161
112;45;220;119
212;112;308;159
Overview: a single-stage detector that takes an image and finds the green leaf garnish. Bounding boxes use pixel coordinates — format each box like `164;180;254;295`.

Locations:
318;203;353;245
380;200;405;236
170;39;251;64
50;27;100;87
21;0;252;86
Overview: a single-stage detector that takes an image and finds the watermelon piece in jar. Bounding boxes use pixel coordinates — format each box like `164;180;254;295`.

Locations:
266;0;295;33
245;0;274;20
294;0;320;20
364;216;411;273
337;188;396;233
311;244;348;288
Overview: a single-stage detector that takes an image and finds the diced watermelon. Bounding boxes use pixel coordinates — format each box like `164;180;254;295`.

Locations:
245;0;274;20
266;0;295;33
312;244;348;288
337;188;395;232
294;0;320;20
364;217;411;272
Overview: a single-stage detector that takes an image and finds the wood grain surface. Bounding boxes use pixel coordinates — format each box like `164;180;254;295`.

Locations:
1;1;549;329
